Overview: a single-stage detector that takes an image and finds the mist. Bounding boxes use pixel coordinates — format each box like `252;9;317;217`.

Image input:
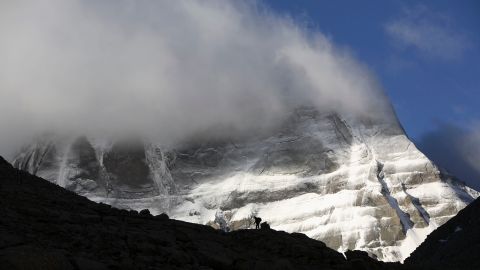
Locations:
0;0;390;158
416;124;480;190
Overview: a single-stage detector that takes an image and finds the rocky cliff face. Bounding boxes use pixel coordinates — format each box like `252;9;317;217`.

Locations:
13;136;175;198
12;107;478;262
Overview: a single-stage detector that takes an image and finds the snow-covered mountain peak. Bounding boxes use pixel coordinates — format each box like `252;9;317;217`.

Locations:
12;107;478;262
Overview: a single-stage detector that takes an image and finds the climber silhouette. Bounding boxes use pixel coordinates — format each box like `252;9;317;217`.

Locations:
253;216;262;229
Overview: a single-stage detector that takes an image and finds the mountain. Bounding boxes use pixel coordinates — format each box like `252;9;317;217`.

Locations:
405;195;480;269
12;106;479;261
0;156;405;270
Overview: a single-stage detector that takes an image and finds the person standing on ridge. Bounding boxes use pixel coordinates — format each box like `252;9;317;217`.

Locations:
253;216;262;229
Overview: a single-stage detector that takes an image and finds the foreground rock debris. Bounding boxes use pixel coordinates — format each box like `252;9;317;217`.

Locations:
0;156;410;270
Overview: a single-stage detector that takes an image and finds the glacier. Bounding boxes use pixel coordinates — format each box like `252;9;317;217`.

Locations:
12;107;478;262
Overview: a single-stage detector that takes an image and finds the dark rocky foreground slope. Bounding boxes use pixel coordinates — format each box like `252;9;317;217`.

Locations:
0;156;410;270
406;194;480;270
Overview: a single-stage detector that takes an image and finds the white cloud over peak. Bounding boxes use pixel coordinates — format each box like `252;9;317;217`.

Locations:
462;125;480;177
418;122;480;190
385;5;472;60
0;0;391;157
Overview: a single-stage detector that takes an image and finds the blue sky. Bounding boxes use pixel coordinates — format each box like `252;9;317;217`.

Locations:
263;0;480;188
263;0;479;140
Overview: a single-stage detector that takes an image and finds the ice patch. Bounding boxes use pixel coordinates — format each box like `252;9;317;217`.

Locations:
398;222;438;262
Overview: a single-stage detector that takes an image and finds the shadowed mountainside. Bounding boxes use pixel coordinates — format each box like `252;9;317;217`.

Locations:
406;194;480;270
0;156;411;270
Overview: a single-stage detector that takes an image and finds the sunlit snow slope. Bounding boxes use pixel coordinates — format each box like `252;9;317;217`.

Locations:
13;107;478;262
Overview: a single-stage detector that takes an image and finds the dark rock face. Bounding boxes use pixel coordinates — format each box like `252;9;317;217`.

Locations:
405;196;480;270
69;136;100;179
66;136;103;192
103;139;152;188
0;156;408;270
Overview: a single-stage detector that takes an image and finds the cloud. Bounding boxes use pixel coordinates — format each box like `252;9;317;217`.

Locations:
0;0;392;158
385;5;472;60
416;123;480;190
